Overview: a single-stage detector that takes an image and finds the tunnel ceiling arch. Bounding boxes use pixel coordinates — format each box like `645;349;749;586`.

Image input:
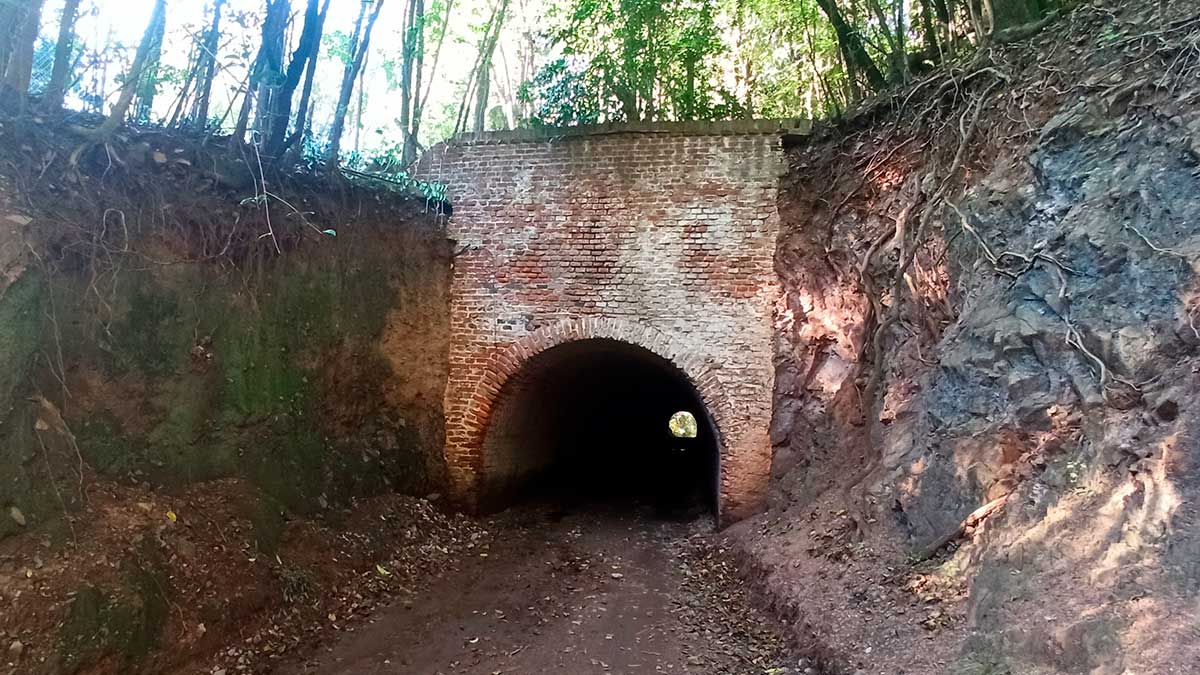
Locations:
461;319;735;506
477;335;723;511
418;120;790;525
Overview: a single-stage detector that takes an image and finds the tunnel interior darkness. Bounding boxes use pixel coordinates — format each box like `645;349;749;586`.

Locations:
479;339;719;516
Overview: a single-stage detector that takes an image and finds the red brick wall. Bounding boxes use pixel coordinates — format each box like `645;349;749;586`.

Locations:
419;121;793;524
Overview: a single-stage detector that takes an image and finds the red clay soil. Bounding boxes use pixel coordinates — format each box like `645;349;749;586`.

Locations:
0;479;488;675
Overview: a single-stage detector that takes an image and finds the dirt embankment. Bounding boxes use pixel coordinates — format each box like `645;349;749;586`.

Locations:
0;120;460;673
738;2;1200;673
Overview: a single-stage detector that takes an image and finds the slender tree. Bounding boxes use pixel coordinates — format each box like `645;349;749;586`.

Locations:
192;0;228;129
813;0;887;92
41;0;83;111
264;0;332;156
396;0;425;165
231;0;290;147
0;2;17;75
1;0;47;101
455;0;509;135
251;0;290;140
326;0;385;170
88;0;167;139
132;5;168;123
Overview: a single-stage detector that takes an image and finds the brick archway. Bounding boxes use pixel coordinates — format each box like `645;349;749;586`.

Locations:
452;317;735;506
422;121;787;524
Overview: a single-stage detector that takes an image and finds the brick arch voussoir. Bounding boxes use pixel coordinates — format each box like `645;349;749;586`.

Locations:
462;318;735;463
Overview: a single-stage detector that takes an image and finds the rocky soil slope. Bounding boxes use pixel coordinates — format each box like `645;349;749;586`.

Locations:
0;121;457;673
738;1;1200;673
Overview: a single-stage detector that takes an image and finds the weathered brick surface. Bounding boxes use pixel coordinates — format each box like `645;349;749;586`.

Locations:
419;121;787;524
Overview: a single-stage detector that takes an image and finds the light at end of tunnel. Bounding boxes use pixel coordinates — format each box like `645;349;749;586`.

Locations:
669;411;698;439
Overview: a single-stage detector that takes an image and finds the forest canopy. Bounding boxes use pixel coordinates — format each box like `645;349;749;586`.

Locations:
0;0;1061;170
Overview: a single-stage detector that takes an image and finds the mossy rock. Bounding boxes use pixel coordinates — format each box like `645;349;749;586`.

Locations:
0;271;43;416
58;566;169;672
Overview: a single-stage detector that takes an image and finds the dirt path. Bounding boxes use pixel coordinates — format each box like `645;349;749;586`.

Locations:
276;505;793;675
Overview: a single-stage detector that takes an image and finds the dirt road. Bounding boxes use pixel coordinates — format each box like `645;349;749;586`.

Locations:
276;505;793;674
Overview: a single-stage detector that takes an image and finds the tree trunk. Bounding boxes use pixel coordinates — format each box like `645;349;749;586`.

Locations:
864;0;905;81
404;0;426;165
454;6;488;133
916;0;941;63
471;0;509;134
251;0;289;141
326;0;385;171
192;0;227;129
814;0;887;91
1;0;46;101
41;0;82;110
88;0;167;139
987;0;1043;32
265;0;331;156
454;0;506;134
231;0;288;147
353;49;367;153
397;0;429;165
0;2;18;77
283;29;324;153
417;0;453;118
166;40;201;127
132;9;167;123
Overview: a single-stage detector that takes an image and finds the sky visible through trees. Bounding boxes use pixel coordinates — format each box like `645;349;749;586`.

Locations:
6;0;1059;170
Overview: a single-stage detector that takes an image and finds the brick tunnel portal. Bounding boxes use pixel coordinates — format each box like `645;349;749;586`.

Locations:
479;338;720;515
419;119;805;524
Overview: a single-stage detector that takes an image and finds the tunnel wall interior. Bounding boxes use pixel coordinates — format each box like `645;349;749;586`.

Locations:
420;123;784;524
479;339;719;513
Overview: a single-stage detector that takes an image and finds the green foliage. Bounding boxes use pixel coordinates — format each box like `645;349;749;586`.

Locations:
518;58;600;126
524;0;734;124
323;29;356;68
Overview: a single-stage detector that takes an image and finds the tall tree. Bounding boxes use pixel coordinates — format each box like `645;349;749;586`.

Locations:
986;0;1055;34
522;0;729;125
0;2;18;76
192;0;228;129
251;0;290;140
813;0;886;93
132;4;168;123
231;0;290;147
417;0;455;125
864;0;907;81
326;0;385;170
41;0;83;111
1;0;47;101
88;0;167;139
454;0;509;134
472;0;509;134
264;0;332;156
396;0;427;165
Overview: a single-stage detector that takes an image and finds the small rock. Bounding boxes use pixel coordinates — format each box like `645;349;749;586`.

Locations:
8;506;25;527
8;640;23;659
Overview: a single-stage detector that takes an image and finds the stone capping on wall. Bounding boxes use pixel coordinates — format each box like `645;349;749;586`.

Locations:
448;118;813;145
460;317;736;466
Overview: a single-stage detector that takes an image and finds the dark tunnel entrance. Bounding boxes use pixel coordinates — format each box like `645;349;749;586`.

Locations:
479;339;720;517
